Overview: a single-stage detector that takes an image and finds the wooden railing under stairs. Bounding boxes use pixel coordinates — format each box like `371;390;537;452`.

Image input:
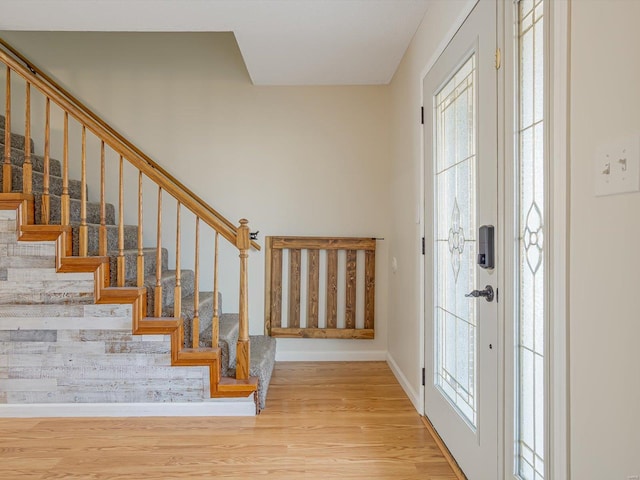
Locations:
265;236;376;339
0;38;259;398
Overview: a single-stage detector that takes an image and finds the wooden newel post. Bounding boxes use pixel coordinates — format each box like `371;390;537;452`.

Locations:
236;218;251;380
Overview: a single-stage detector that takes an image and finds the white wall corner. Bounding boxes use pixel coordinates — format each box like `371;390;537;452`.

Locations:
387;352;422;413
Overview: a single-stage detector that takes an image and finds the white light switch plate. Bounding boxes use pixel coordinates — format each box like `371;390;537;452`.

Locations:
595;134;640;196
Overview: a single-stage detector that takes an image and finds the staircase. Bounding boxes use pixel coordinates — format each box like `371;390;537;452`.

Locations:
0;40;276;413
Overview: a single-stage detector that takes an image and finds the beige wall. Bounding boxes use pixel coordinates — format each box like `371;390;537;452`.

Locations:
388;0;472;409
0;31;391;360
569;1;640;477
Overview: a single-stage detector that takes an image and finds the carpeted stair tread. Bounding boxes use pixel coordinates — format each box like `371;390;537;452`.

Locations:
142;269;195;313
220;313;239;372
226;335;276;410
71;223;138;255
200;314;239;375
0;129;36;157
0;144;62;177
108;248;169;286
34;193;116;225
0;163;83;200
166;291;214;348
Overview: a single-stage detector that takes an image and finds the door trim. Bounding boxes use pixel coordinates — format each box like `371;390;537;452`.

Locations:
548;1;570;477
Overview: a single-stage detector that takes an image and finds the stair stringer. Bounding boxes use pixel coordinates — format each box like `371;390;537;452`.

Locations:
0;193;258;401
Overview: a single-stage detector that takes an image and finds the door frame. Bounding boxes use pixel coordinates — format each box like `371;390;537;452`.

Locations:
418;0;570;478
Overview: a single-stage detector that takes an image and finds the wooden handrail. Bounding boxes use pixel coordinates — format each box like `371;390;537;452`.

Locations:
0;39;260;251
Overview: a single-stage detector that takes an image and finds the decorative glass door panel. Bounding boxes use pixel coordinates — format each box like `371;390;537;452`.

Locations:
434;54;478;428
516;0;546;478
423;1;498;478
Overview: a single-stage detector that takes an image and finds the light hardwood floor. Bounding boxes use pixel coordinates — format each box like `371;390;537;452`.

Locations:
0;361;458;479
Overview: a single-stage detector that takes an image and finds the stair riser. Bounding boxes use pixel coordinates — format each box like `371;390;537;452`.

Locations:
0;164;83;200
1;328;209;403
0;145;62;177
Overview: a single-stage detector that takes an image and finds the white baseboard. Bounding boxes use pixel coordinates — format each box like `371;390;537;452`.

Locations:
276;350;387;362
386;352;422;413
0;397;256;417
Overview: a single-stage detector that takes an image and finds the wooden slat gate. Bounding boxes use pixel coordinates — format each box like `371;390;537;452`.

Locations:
265;236;376;339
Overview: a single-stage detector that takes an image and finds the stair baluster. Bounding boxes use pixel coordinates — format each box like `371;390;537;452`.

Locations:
22;82;32;195
212;231;220;349
61;112;69;227
2;66;10;193
117;155;125;286
154;186;162;317
99;141;107;256
136;170;144;289
192;216;200;349
79;126;87;256
174;202;182;319
42;97;50;224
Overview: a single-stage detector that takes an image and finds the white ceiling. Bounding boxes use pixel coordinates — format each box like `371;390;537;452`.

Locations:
0;0;431;85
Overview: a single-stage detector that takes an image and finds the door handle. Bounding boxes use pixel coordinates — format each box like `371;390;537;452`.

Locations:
465;285;494;302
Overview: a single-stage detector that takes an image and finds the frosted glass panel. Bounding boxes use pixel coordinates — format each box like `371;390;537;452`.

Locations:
520;24;534;127
517;0;545;478
434;54;477;428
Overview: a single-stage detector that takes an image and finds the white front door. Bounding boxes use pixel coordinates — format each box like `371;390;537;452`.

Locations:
423;1;499;479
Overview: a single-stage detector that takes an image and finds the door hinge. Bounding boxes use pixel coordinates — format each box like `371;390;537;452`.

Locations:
421;237;425;255
421;106;424;125
495;47;502;70
422;367;426;386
